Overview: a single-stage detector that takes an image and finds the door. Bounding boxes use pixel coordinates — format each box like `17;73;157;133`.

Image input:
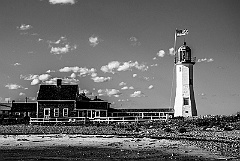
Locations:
44;108;50;119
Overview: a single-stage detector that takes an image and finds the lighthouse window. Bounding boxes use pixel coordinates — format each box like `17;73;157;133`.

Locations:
179;67;181;72
183;98;189;105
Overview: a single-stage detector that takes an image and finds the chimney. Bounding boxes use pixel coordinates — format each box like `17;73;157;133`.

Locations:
25;97;28;103
57;79;62;86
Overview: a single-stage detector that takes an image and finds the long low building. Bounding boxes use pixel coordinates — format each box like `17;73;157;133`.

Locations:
2;79;174;124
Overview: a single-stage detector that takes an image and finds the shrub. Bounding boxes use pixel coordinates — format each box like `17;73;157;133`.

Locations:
164;127;172;132
178;127;187;133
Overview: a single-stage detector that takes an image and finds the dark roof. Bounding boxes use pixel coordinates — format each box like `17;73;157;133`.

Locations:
0;103;11;111
76;101;109;110
37;85;79;100
11;102;37;112
108;108;174;113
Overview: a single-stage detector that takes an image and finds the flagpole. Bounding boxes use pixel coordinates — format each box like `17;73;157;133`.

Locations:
170;29;177;109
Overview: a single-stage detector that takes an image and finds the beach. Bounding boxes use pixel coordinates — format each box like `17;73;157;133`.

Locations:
0;134;233;161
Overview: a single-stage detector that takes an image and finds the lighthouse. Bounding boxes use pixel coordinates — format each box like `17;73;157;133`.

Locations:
173;42;197;117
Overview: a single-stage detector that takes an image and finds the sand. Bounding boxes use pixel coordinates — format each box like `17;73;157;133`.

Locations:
0;134;229;161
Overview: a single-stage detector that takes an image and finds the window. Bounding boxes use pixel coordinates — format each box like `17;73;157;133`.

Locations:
183;98;189;105
54;108;59;117
95;110;100;117
63;108;68;117
179;67;181;72
185;111;189;113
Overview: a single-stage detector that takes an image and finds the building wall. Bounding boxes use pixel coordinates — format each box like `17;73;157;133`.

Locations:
37;101;76;118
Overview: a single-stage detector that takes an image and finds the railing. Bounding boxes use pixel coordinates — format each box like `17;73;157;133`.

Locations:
30;116;168;124
174;57;196;64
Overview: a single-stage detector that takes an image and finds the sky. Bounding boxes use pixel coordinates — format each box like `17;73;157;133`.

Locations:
0;0;240;116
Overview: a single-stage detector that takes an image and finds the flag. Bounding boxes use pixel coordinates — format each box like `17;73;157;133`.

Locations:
176;29;189;37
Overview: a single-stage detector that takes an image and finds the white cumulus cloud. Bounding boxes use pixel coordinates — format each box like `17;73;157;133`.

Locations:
101;61;120;73
130;91;145;97
5;84;23;90
169;47;175;56
98;89;121;97
129;36;141;46
17;24;32;30
89;35;102;47
148;85;154;89
197;58;214;63
19;92;26;96
157;50;165;57
121;86;128;90
48;0;76;5
92;76;111;83
119;82;126;86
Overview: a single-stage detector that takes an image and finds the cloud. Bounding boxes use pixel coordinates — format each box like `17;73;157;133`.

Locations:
117;61;148;72
91;76;111;83
50;44;76;55
148;85;154;89
48;0;76;5
5;98;11;102
197;58;214;63
48;36;77;55
157;50;165;57
28;97;36;101
13;63;21;66
89;35;102;47
129;86;134;89
59;66;97;77
119;82;126;86
121;86;128;90
169;47;175;56
70;73;76;78
62;78;79;84
31;79;40;85
44;77;78;85
133;74;137;77
101;61;148;73
130;91;145;97
150;64;158;67
46;70;55;73
98;89;121;97
101;61;120;73
20;74;39;80
153;57;157;60
17;24;32;31
21;74;51;85
38;74;51;81
5;84;23;90
129;36;141;46
59;66;80;72
19;92;26;96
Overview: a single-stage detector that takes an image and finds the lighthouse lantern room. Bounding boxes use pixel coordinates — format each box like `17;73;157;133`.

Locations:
174;42;197;117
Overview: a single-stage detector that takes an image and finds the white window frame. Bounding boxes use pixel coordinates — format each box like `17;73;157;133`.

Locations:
63;108;68;117
44;108;50;119
54;108;59;117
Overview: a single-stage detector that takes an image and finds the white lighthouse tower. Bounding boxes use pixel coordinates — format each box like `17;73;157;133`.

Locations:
174;42;197;117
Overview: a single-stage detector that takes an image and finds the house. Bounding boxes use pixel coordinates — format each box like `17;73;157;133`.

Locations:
0;103;11;116
37;79;79;119
76;96;110;118
11;101;37;118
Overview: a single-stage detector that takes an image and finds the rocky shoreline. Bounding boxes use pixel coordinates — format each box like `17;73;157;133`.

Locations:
0;124;240;160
